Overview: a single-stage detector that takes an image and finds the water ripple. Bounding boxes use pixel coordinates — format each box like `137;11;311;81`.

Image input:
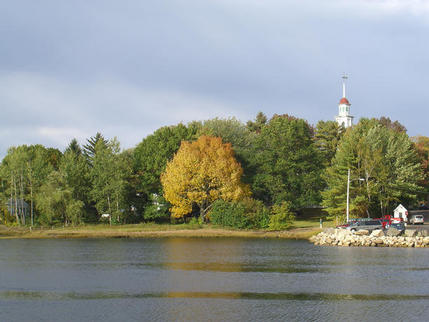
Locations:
2;290;429;301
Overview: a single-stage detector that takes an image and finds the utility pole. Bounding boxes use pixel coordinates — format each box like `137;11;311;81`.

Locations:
346;168;350;223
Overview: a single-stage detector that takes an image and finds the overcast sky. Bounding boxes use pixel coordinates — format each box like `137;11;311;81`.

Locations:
1;0;428;156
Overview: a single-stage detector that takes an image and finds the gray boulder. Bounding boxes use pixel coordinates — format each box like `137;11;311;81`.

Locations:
354;229;369;236
323;228;335;234
370;229;384;237
373;238;384;245
336;229;352;239
386;228;401;237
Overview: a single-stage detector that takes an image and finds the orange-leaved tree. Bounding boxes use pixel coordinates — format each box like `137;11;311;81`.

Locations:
161;136;250;221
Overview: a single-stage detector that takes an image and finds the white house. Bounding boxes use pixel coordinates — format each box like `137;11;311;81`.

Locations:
393;204;408;222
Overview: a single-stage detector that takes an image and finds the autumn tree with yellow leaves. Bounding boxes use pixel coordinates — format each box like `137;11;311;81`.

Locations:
161;136;250;221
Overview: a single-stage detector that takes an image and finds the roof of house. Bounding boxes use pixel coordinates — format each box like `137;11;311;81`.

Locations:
339;97;350;105
394;204;407;211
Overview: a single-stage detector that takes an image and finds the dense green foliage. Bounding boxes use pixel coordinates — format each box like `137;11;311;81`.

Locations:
209;199;270;229
249;115;324;208
314;120;344;167
0;145;56;225
36;171;84;226
413;135;429;188
268;201;295;231
0;113;426;229
246;111;267;133
90;138;132;223
209;199;295;230
322;119;423;222
83;132;108;163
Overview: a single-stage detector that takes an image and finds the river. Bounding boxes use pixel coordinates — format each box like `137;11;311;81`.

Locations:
0;238;428;321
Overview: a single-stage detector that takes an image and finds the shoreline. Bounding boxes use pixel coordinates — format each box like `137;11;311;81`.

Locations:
0;225;321;240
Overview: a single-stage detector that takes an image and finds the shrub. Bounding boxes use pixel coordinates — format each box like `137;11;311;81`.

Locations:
268;201;295;231
209;200;250;229
187;216;204;226
209;198;270;229
241;198;270;229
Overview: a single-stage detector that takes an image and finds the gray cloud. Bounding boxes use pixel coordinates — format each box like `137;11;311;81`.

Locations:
0;72;250;153
0;0;428;157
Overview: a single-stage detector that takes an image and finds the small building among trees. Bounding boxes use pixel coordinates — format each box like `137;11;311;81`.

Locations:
394;204;408;222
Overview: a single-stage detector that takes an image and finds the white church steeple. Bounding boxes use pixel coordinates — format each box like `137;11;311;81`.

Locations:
335;74;354;128
342;75;346;98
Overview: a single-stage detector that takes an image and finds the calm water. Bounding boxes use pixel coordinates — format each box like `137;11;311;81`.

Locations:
0;238;428;321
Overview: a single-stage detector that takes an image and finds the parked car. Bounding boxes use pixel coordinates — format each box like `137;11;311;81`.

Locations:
336;223;350;229
336;221;357;229
374;218;390;229
409;215;424;225
346;220;383;232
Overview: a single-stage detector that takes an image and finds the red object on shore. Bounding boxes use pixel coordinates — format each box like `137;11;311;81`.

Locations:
377;215;404;227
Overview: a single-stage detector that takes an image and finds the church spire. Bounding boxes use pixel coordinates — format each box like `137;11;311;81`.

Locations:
342;74;348;98
335;74;354;128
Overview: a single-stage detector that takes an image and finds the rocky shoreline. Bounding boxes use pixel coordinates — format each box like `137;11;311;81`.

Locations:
310;228;429;248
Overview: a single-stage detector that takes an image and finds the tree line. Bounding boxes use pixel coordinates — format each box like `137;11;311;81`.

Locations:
0;113;427;227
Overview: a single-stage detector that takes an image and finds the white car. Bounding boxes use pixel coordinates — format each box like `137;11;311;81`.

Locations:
409;215;424;225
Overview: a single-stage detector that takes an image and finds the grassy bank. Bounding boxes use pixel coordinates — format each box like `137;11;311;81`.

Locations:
0;218;330;240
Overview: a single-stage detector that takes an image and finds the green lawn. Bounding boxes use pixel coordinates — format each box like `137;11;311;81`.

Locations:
291;218;334;229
